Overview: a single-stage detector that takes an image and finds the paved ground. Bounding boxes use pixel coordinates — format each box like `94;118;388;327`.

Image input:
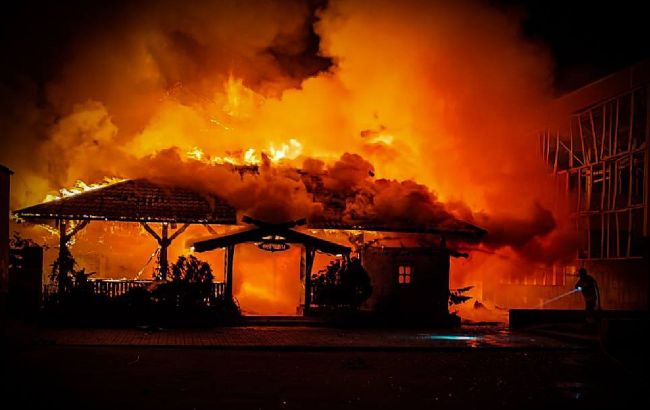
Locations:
2;325;647;409
34;325;579;350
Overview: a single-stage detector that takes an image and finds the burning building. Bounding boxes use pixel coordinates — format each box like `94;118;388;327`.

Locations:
485;59;650;311
14;171;485;320
4;0;613;321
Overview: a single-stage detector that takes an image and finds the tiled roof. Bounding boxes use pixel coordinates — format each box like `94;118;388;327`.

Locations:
15;177;485;237
14;179;237;224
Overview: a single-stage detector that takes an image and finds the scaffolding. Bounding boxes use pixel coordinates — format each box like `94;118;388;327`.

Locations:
541;87;648;260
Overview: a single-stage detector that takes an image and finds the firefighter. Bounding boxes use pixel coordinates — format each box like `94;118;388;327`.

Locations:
574;268;600;322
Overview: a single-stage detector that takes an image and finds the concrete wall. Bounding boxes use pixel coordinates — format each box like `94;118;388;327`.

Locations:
485;258;648;311
585;259;648;309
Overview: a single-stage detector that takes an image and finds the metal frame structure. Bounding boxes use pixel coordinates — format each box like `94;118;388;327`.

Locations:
541;86;648;260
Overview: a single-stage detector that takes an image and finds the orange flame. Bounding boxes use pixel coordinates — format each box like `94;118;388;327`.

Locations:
43;177;125;202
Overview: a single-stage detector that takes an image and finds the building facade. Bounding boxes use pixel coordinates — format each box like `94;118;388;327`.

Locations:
489;60;649;311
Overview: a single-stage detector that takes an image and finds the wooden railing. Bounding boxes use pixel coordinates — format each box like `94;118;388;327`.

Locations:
91;279;151;298
43;280;226;301
212;282;225;299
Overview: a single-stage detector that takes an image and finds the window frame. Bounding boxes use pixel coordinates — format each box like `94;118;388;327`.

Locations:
397;265;412;285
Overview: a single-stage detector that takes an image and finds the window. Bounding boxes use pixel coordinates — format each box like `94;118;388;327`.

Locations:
398;265;412;284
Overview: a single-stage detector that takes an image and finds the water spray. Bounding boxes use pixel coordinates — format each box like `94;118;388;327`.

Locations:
538;287;581;308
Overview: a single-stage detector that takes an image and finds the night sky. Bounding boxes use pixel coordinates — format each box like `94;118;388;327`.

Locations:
499;0;650;92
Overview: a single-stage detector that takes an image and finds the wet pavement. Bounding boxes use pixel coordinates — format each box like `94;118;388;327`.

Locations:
3;325;647;409
3;343;646;409
35;325;581;350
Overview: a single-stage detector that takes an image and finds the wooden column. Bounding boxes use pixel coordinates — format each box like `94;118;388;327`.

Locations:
224;244;235;301
58;219;67;257
57;219;68;294
159;223;169;280
56;219;90;293
302;245;315;315
140;222;190;280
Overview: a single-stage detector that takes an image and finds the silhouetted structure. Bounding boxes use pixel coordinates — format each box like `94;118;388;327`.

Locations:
8;244;43;319
194;218;475;320
193;218;351;315
0;164;12;315
15;179;237;280
15;177;485;322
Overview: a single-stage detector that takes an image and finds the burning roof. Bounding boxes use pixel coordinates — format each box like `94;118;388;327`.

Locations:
14;179;236;224
15;177;485;237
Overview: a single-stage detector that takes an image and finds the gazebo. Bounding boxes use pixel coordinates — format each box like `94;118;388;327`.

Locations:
14;179;237;281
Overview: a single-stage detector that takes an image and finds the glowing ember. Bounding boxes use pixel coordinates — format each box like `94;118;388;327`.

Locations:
43;178;125;202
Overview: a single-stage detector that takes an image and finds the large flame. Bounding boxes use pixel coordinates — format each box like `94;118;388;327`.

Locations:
3;0;578;316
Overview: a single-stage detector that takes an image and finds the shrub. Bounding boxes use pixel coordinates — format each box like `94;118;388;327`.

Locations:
311;257;372;310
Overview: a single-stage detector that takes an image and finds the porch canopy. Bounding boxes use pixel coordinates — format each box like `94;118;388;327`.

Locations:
14;179;237;280
193;222;351;255
192;218;351;313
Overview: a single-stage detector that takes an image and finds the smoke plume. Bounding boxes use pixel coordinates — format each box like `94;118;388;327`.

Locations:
1;0;578;313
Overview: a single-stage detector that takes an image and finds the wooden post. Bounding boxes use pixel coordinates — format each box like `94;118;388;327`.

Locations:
303;245;315;315
140;222;189;280
58;219;67;258
224;245;235;301
55;219;90;293
57;219;68;294
159;223;169;280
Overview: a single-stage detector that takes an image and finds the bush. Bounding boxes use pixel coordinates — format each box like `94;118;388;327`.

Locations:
311;257;372;310
41;255;240;327
152;255;215;310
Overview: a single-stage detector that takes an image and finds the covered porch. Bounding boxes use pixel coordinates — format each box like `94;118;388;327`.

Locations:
192;217;351;315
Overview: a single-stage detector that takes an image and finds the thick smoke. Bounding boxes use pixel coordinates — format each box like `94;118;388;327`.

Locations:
2;0;578;312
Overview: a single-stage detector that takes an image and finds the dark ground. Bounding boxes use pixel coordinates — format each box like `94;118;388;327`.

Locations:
2;327;648;410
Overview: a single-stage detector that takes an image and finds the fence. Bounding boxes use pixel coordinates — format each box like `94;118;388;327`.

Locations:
42;279;226;301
